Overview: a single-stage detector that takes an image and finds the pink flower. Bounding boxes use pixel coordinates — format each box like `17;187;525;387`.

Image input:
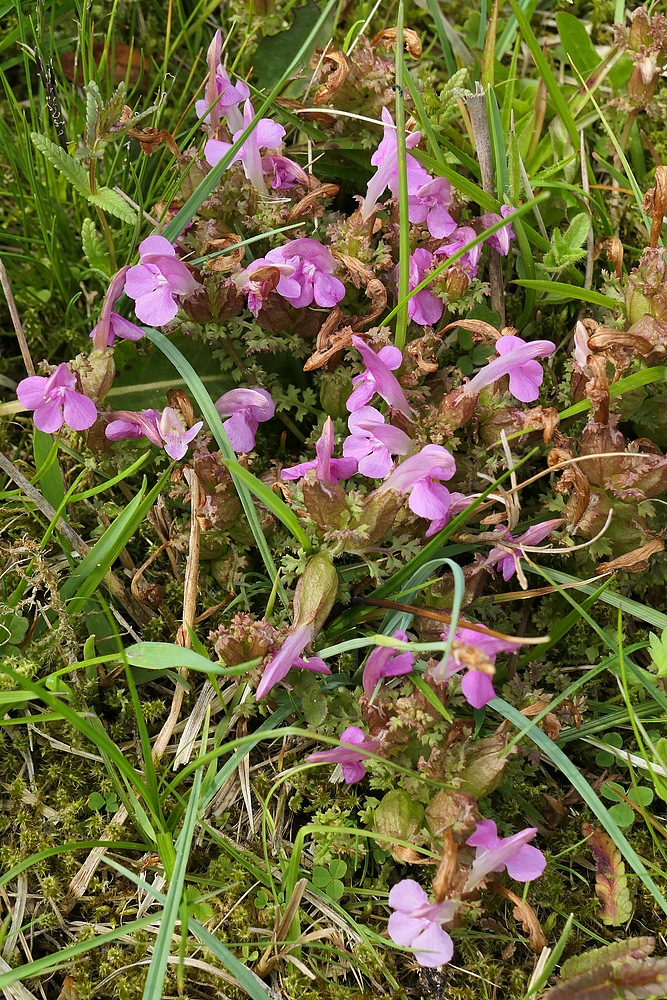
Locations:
343;406;412;478
90;267;144;350
306;725;380;785
484;519;563;581
124;235;200;326
387;880;457;968
465;820;546;890
381;445;456;526
434;226;482;277
406;249;443;327
261;154;309;189
256;624;331;700
573;320;592;374
424;492;474;538
362;631;415;699
429;623;524;708
463;334;556;402
409;177;457;239
205;99;285;194
243;238;345;313
361;107;431;221
347;336;411;417
17;364;97;433
480;205;515;255
281;416;357;483
214;388;275;452
195;30;249;132
105;406;203;461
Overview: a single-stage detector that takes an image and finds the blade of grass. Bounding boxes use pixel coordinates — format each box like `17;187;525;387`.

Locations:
559;365;667;420
512;279;611;306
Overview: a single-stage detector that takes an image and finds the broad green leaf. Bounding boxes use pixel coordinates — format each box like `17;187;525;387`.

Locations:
556;12;601;77
253;2;328;92
513;279;611;306
125;641;258;677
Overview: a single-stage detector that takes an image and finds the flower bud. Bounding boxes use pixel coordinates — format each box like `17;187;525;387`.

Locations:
292;552;339;634
444;265;469;301
626;248;667;324
302;479;348;529
373;790;424;862
356;488;404;546
71;349;115;405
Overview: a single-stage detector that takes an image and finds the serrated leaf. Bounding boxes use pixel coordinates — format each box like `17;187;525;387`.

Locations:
546;953;667;1000
561;938;655;982
648;631;667;677
583;823;633;926
81;218;110;274
88;187;138;224
31;132;90;195
84;81;102;149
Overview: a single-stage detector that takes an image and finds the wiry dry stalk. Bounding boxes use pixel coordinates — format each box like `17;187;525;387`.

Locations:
465;84;506;326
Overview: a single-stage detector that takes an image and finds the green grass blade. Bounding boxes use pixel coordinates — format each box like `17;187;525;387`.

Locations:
221;455;312;552
526;568;667;633
490;696;667;915
559;365;667;420
394;1;410;352
512;279;611;306
32;429;64;509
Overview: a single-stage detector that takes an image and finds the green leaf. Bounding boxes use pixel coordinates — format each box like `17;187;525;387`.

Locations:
30;132;90;195
328;859;347;879
33;428;64;511
648;631;667;677
87;187;138;224
253;2;328;92
562;212;591;249
513;279;611;306
556;12;601;77
125;641;258;677
81;217;110;274
327;879;345;900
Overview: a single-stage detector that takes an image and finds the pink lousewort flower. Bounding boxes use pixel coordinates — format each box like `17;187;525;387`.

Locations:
361;107;431;221
281;416;357;483
381;445;456;527
409;177;457;239
424;492;474;538
261;154;309;189
243;238;345;313
480;205;516;255
17;364;97;433
429;623;524;709
387;880;457;968
465;819;546;890
573;319;593;374
347;336;411;417
306;725;380;785
343;406;412;478
256;623;330;700
434;225;483;277
214;387;275;452
484;519;563;581
195;30;249;132
463;334;556;402
362;630;415;700
406;249;443;327
90;267;144;350
205;99;285;194
105;406;203;461
124;235;200;326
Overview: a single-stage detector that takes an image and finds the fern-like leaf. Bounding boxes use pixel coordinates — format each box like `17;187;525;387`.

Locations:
87;187;138;224
31;132;90;195
81;218;110;274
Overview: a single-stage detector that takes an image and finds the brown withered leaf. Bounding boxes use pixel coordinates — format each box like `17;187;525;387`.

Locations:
595;536;665;575
644;165;667;249
438;318;501;344
432;829;460;902
544;948;667;1000
492;884;547;953
594;236;624;279
522;405;560;444
332;251;375;288
127;126;179;157
303;318;351;372
56;975;79;1000
583;823;633;926
205;234;245;273
561;938;655;981
355;279;388;329
407;334;438;373
287;183;339;223
310;48;350;106
371;28;423;58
